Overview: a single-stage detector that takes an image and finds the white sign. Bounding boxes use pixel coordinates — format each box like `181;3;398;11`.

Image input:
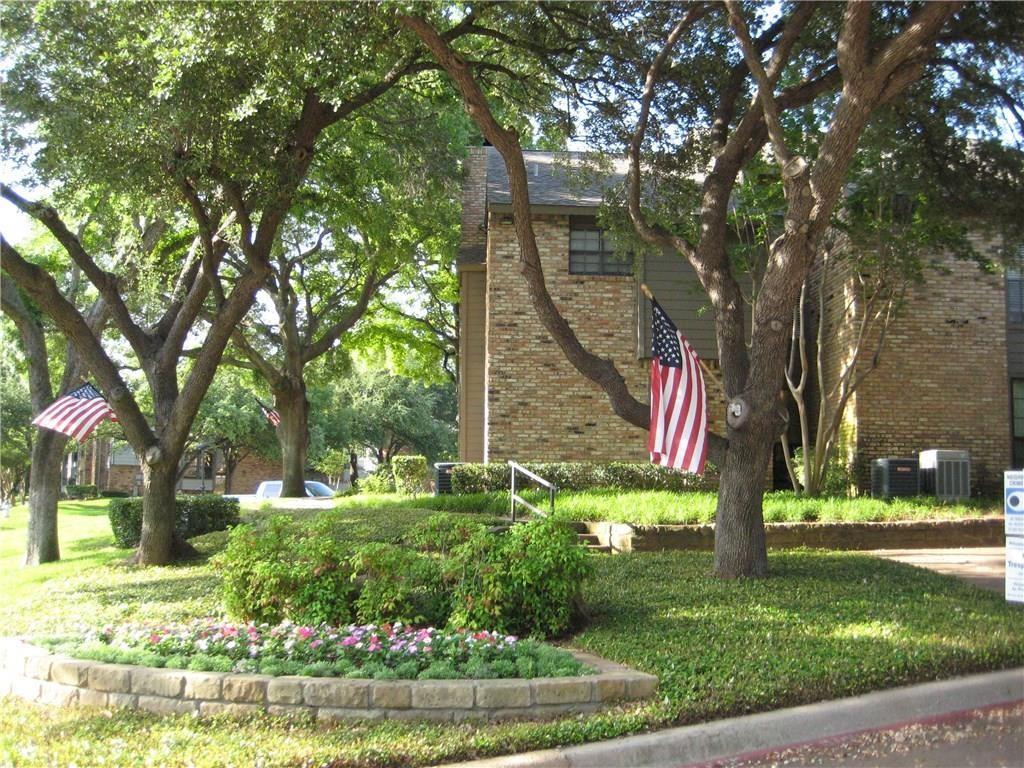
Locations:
1006;471;1024;537
1007;537;1024;604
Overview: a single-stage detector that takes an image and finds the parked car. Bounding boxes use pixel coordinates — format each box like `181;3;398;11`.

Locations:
226;480;335;502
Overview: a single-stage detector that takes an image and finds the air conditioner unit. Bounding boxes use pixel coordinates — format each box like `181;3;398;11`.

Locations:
919;449;970;501
434;462;462;495
870;458;920;499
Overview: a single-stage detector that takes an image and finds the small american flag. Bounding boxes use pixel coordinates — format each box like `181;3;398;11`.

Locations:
258;399;281;427
32;382;117;442
648;299;708;474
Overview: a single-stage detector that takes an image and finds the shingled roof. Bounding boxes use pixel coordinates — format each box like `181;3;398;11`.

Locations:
485;146;629;208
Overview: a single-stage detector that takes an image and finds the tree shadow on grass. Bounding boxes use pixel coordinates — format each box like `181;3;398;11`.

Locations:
574;550;1023;724
77;570;221;608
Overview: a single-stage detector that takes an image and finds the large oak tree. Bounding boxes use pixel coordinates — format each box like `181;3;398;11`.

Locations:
0;2;463;564
398;1;1023;577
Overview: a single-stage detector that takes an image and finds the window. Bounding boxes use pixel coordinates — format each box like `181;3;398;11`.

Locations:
569;219;631;276
1008;263;1023;325
1014;380;1024;469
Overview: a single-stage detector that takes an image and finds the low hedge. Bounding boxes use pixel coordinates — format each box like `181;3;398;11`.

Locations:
65;484;99;500
450;461;718;494
108;494;241;548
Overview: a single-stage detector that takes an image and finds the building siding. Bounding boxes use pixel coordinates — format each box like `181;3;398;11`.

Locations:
639;248;720;360
458;266;487;461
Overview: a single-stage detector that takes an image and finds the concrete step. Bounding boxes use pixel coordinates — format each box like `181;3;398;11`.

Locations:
586;543;613;554
577;533;602;545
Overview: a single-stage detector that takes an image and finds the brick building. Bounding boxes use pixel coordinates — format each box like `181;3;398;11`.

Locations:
67;440;279;496
457;146;1022;495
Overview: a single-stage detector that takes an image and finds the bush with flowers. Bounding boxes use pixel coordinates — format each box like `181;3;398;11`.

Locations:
52;620;590;680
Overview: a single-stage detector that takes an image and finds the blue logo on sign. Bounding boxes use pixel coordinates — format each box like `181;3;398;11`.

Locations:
1006;489;1024;515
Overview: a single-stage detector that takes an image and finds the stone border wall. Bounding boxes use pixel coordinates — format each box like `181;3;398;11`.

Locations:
576;517;1004;553
0;639;657;723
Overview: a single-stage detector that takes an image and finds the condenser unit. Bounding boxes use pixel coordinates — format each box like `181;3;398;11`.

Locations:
870;458;920;499
919;449;971;501
434;462;461;495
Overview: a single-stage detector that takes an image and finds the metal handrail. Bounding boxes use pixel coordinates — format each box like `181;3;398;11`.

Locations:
509;460;557;523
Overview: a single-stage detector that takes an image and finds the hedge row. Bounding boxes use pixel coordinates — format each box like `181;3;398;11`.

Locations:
108;494;241;548
65;484;99;500
449;461;718;494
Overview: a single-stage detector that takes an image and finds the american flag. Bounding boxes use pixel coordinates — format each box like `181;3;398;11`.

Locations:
257;399;281;427
32;382;117;442
648;299;708;474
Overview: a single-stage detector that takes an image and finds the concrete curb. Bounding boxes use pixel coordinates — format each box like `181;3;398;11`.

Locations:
437;667;1024;768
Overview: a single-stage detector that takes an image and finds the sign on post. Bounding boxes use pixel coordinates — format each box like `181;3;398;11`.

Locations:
1005;471;1024;604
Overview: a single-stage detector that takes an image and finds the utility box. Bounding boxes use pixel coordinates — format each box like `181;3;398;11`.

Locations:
919;449;971;501
870;458;920;499
434;462;461;495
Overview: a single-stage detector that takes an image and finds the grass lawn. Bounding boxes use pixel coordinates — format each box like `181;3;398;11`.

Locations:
333;489;1002;526
1;498;1021;767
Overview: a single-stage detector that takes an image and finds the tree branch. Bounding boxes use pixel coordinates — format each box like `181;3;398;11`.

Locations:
1;185;153;358
1;236;156;449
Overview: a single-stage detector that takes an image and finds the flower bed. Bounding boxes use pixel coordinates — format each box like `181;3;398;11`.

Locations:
47;620;592;681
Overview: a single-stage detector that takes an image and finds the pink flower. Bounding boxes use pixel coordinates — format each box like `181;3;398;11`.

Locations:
296;627;314;640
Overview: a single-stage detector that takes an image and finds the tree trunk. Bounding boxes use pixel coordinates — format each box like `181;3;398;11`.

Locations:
276;383;309;498
714;423;773;578
135;461;178;565
224;453;237;495
349;451;359;490
24;429;69;565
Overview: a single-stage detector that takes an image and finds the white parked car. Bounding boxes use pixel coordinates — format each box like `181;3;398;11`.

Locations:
227;480;335;502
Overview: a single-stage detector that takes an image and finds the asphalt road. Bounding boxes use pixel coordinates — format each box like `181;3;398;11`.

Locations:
688;701;1024;768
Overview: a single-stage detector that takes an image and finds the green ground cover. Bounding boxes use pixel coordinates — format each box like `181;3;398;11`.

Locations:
332;489;1001;526
1;499;1020;768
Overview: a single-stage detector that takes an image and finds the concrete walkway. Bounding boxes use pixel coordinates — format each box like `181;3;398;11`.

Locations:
871;547;1006;593
438;669;1024;768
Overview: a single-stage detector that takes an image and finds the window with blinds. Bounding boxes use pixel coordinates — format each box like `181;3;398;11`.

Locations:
569;219;632;276
1009;263;1023;325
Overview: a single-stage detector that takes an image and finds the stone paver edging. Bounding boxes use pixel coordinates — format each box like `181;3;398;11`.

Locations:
0;638;657;723
577;516;1004;553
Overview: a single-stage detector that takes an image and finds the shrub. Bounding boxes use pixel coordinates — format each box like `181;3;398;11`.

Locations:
65;484;98;499
450;461;718;495
447;517;592;637
407;512;488;556
213;515;355;625
349;543;448;626
360;469;395;494
392;455;429;494
108;494;240;548
100;490;130;498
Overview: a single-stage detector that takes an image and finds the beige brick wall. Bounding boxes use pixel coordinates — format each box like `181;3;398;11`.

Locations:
458;147;487;262
851;251;1010;496
484;213;725;463
228;454;279;495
